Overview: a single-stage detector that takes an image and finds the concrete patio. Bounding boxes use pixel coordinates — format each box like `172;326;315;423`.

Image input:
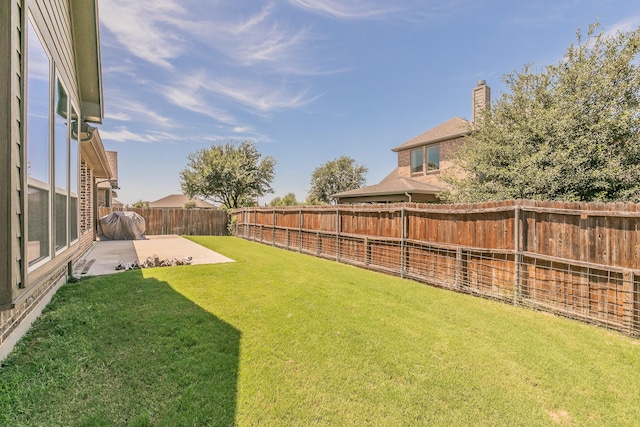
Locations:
75;235;234;276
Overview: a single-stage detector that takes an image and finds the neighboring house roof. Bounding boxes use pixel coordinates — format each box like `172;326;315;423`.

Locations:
149;194;217;208
392;117;470;152
97;151;118;189
333;169;446;201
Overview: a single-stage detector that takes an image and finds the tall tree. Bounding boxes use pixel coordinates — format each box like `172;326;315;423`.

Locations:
443;23;640;203
308;156;367;204
180;141;275;209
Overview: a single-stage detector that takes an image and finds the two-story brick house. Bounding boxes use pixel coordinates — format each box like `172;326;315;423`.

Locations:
334;81;490;203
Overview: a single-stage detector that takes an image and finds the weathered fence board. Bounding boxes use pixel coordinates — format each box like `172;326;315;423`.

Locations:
98;207;228;236
233;200;640;336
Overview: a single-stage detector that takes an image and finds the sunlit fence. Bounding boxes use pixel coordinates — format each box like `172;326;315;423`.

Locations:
99;207;228;236
232;201;640;336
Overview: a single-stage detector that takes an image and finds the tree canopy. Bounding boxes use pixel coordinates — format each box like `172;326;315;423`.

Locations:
268;192;299;207
307;156;367;204
180;141;275;209
131;200;149;209
443;23;640;203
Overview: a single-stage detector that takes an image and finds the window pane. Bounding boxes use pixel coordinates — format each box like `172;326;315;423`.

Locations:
27;186;49;265
55;192;67;251
27;19;51;266
411;149;423;173
55;80;68;192
27;21;50;185
70;196;78;242
70;110;78;194
427;145;440;171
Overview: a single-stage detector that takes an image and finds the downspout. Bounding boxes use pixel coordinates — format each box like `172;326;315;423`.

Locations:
404;192;412;203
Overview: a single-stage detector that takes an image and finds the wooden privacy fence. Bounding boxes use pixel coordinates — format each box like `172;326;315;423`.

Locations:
232;200;640;336
98;207;229;236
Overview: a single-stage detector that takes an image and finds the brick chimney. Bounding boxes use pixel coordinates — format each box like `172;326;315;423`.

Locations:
472;80;490;123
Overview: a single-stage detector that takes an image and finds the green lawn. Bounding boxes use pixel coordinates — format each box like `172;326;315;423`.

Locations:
1;237;640;426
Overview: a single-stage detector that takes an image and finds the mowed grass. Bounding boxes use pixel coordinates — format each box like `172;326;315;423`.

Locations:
2;237;640;426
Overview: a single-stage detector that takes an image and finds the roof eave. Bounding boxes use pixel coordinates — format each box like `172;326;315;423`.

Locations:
391;131;469;152
80;129;111;179
70;0;104;124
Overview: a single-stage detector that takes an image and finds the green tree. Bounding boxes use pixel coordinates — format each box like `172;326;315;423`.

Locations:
308;156;367;204
131;200;149;209
180;141;275;209
443;23;640;203
184;201;197;209
268;192;299;206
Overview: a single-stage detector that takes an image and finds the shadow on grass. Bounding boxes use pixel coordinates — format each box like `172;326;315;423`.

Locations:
0;270;240;426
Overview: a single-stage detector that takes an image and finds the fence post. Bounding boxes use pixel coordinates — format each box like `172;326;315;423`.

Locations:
273;209;276;246
299;208;303;252
513;204;522;305
364;237;371;267
400;206;407;279
455;247;463;289
623;270;636;334
336;207;341;262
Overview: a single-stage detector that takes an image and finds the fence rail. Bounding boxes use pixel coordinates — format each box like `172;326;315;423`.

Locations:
98;207;228;236
232;200;640;336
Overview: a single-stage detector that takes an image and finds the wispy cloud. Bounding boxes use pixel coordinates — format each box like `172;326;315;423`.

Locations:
603;16;640;37
160;72;238;123
99;127;181;143
164;70;320;116
104;111;131;121
99;0;188;68
287;0;402;19
104;92;175;128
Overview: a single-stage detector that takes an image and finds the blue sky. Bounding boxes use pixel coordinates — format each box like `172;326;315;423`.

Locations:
97;0;640;206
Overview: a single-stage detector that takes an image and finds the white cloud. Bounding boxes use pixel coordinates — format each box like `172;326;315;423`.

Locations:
233;126;254;133
603;16;640;37
105;92;175;128
163;83;238;124
100;127;182;144
165;70;320;116
105;111;131;121
99;0;188;68
287;0;401;19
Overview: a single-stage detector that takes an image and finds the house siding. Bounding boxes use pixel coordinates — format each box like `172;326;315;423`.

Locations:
1;0;26;308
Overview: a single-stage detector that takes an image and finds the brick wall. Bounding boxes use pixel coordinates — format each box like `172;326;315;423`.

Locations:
396;136;466;187
0;264;66;351
80;159;93;234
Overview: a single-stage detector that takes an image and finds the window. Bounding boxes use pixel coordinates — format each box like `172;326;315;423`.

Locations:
411;148;423;174
426;144;440;171
26;16;81;269
26;20;51;266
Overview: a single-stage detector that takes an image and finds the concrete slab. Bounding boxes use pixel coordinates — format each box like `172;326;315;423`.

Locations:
78;235;234;276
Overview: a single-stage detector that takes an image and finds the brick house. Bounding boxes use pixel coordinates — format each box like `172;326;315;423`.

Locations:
334;81;490;203
0;0;111;358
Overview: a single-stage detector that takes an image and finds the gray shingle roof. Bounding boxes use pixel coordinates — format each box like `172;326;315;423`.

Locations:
392;117;470;152
149;194;217;208
332;169;445;199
